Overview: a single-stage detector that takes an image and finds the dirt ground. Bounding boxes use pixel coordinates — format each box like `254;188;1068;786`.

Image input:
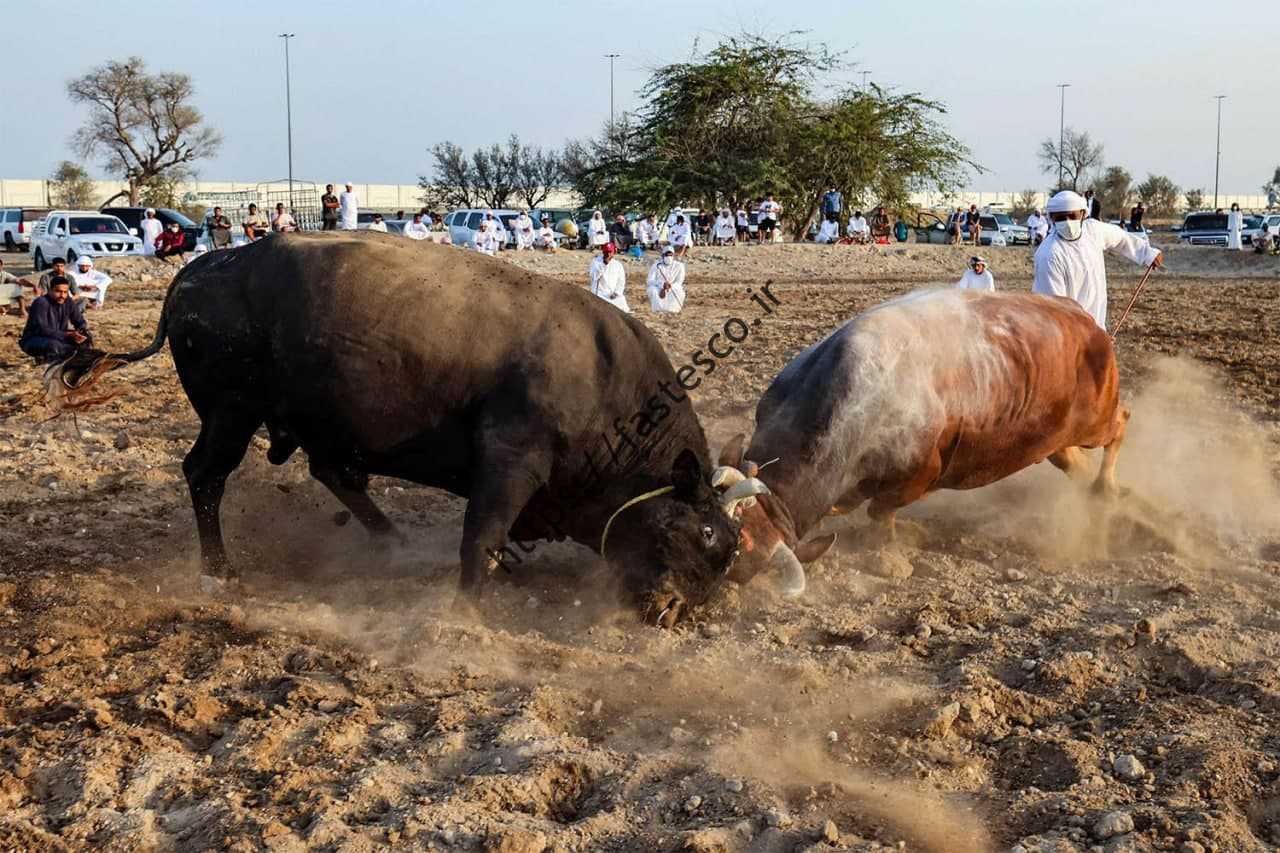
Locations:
1;239;1279;853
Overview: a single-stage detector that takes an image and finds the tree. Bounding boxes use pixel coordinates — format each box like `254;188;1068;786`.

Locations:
1090;166;1132;220
470;137;519;209
419;142;478;210
1012;189;1040;219
1183;187;1204;212
1134;174;1181;216
1261;166;1280;201
48;161;96;209
512;143;565;209
67;57;221;205
1037;128;1104;192
420;136;538;210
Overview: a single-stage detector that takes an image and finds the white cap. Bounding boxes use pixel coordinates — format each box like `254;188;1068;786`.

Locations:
1046;190;1087;214
145;208;156;215
662;245;675;255
77;254;93;266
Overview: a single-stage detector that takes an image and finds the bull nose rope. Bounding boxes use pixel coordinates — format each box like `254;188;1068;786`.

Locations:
599;485;676;557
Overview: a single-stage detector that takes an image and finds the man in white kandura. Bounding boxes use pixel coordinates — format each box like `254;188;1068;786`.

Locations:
846;210;869;243
955;255;994;291
513;210;534;250
139;209;164;257
70;255;112;308
1227;203;1244;250
636;214;660;249
339;182;359;230
1033;190;1162;330
1026;208;1048;246
714;209;736;245
404;213;430;240
473;221;499;255
647;245;686;313
589;242;628;312
587;210;609;249
815;214;840;244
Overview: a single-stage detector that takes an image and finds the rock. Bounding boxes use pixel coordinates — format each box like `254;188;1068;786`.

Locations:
865;549;913;579
262;820;290;839
113;430;132;450
1113;754;1145;780
925;702;961;739
683;824;751;853
1004;568;1027;582
765;809;792;828
332;510;351;527
858;626;878;643
1021;658;1038;672
914;624;932;641
822;819;840;844
724;778;744;793
826;730;839;743
1179;842;1205;853
486;828;547;853
1239;698;1256;710
684;795;703;813
591;699;604;715
1093;811;1135;840
1135;617;1156;638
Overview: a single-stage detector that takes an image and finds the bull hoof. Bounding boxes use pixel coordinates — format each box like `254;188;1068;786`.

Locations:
1091;480;1122;502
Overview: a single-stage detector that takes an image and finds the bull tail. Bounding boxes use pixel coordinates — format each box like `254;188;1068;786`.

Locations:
111;270;181;363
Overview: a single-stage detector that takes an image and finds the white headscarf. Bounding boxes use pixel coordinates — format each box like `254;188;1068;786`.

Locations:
1046;190;1087;214
76;255;94;270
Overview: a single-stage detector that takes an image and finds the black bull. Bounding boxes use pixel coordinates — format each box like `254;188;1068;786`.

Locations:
111;232;745;626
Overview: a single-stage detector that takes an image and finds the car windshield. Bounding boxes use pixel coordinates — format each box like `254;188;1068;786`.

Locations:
1184;214;1228;231
1243;216;1262;228
159;209;196;227
993;214;1014;226
69;217;128;235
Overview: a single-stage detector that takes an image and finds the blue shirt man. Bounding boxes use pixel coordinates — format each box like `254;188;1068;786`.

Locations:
821;187;842;217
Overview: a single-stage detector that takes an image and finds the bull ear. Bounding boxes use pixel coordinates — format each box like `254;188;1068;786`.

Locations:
670;448;703;497
718;433;746;468
794;533;837;563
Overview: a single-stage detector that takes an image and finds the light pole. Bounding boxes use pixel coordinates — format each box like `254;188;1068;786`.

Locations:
279;33;295;213
860;70;871;90
1213;94;1226;208
604;53;620;130
1056;83;1071;189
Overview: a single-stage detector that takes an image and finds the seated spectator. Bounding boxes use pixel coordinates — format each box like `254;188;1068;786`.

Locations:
18;277;92;362
636;214;659;249
473;221;499;255
367;213;388;233
646;246;686;314
0;257;35;317
271;203;297;233
815;213;840;244
608;214;632;251
695;209;712;245
69;255;112;309
242;204;269;240
404;213;430;240
956;255;995;291
155;222;188;262
714;209;736;245
669;214;692;258
38;257;75;297
209;206;233;248
537;216;558;252
512;211;535;251
871;206;892;243
846;210;870;244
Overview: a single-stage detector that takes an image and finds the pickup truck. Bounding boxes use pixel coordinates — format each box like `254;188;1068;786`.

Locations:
28;210;143;270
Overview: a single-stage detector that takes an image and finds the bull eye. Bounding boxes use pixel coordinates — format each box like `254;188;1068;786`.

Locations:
701;524;716;547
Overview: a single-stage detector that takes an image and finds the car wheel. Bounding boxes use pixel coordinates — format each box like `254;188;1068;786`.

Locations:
33;248;45;271
66;249;77;266
3;233;14;252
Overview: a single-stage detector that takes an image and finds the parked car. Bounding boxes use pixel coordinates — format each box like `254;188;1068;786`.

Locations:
1;207;50;252
979;212;1030;246
912;212;952;244
1242;214;1280;246
29;210;142;269
444;209;515;248
101;207;201;253
1178;211;1231;247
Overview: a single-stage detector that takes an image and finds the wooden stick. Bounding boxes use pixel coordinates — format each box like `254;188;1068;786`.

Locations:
1110;261;1158;341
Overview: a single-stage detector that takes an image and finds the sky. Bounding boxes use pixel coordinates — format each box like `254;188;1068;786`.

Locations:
1;0;1273;196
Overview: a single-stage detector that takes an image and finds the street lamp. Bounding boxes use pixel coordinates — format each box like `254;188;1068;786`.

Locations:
1056;83;1071;189
860;70;871;90
1213;94;1226;208
604;53;620;130
279;33;295;213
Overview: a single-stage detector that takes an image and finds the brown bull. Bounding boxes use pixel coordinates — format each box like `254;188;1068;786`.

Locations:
714;289;1129;596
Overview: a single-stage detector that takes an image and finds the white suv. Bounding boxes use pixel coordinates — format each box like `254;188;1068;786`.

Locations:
29;210;143;269
445;209;515;248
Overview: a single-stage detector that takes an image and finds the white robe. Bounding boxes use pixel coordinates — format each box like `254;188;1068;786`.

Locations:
339;192;359;229
1032;219;1160;330
736;210;749;229
714;215;736;242
71;269;112;306
955;269;995;291
513;215;534;250
537;226;557;248
636;221;659;246
646;259;686;313
404;221;430;240
815;220;840;244
589;256;628;312
140;218;163;256
367;221;388;233
1227;210;1243;250
669;222;691;247
473;229;499;255
588;216;608;247
847;216;869;237
1027;213;1048;240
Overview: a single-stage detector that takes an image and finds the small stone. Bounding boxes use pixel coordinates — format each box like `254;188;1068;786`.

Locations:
826;730;839;743
822;819;840;844
764;809;791;828
486;827;547;853
1239;698;1256;710
1136;617;1156;637
525;596;539;609
113;431;132;450
1021;658;1038;672
591;699;604;715
1179;843;1205;853
1004;568;1026;582
914;624;932;641
1093;810;1134;840
1113;754;1146;780
925;702;961;739
368;658;378;671
262;820;290;839
858;626;878;643
684;795;702;813
865;549;913;579
724;778;744;793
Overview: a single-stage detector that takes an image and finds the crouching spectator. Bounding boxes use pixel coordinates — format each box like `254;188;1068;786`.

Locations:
0;257;35;317
815;213;840;244
70;255;112;309
537;216;558;252
956;255;995;291
18;277;93;362
646;246;686;314
155;222;187;263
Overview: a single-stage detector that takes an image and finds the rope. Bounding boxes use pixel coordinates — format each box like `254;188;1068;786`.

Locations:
599;485;676;557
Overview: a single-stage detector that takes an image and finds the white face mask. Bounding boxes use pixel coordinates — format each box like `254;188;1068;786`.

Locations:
1054;217;1083;241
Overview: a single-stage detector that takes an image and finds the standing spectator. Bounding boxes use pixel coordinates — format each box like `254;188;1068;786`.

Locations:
139;208;164;256
472;221;499;255
947;207;965;244
513;210;535;250
669;214;693;258
589;242;628;312
815;213;840;244
847;210;869;243
956;255;995;291
242;204;269;241
18;276;91;362
271;203;297;233
735;206;750;242
608;214;632;251
646;245;686;314
155;222;188;262
0;257;34;317
404;213;430;240
964;204;981;246
70;255;111;309
367;213;388;233
871;206;892;243
1227;203;1244;250
1129;201;1145;232
636;214;659;249
339;182;359;230
1026;208;1045;246
587;210;608;249
821;185;842;220
483;211;506;249
714;208;736;245
209;206;232;248
1083;189;1101;220
321;184;340;230
757;194;782;244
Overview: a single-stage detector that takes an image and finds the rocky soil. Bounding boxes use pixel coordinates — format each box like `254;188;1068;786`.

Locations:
1;240;1279;852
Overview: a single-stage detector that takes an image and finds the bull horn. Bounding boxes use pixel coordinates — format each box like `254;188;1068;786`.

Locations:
711;466;745;489
720;477;769;505
767;542;807;599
